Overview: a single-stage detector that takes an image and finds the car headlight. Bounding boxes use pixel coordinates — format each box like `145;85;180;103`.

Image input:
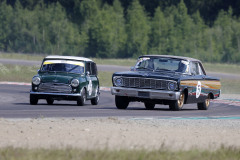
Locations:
71;79;79;87
32;77;41;85
114;77;123;87
168;82;177;91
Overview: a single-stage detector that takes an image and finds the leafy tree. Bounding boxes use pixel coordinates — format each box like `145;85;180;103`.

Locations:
149;6;167;55
125;0;150;58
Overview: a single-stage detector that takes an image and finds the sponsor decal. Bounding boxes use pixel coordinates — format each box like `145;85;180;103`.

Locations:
196;81;201;98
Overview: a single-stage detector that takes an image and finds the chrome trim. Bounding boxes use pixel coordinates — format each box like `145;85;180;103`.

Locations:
113;76;177;90
30;91;81;96
111;87;180;100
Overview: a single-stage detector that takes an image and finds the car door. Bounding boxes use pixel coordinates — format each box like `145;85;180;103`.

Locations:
90;62;99;98
189;61;205;103
85;62;99;99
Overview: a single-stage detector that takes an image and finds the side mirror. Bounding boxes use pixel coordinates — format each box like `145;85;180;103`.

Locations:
130;66;135;71
86;71;90;76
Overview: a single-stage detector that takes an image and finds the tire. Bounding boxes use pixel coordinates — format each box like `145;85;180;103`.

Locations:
169;92;185;111
198;94;211;110
144;102;155;110
46;98;54;105
91;94;99;105
77;88;86;106
30;94;38;105
115;96;129;109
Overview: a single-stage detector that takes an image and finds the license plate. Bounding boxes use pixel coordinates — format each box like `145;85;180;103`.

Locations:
138;91;150;98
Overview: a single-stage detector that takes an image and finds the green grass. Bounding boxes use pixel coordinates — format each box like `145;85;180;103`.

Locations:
221;79;240;94
204;63;240;74
0;52;45;61
0;147;239;160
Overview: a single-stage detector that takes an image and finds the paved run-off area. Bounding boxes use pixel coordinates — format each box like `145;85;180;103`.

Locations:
0;117;239;151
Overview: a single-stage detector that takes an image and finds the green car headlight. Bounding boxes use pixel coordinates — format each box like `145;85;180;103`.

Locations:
32;76;41;85
71;79;79;87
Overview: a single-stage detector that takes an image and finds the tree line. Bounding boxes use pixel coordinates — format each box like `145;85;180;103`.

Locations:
0;0;240;63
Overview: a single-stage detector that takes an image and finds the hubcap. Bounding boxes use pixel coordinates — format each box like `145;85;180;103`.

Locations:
178;93;184;108
206;95;210;107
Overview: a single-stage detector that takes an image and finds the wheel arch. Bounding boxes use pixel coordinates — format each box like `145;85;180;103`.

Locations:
183;88;188;104
208;92;214;99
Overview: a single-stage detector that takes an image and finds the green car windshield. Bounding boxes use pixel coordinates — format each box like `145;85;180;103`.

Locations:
41;59;85;74
135;57;189;73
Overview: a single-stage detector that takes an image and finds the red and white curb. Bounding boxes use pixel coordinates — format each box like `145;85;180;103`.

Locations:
0;81;111;91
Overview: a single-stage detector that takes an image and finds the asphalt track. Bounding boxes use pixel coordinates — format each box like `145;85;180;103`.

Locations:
0;84;240;119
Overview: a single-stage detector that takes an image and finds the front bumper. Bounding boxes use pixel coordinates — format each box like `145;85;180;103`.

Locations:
30;91;81;100
111;87;180;100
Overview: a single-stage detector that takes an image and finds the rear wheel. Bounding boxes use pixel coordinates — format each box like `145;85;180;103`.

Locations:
144;102;155;110
169;92;184;111
198;94;211;110
77;88;86;106
30;94;38;105
46;98;54;105
115;96;129;109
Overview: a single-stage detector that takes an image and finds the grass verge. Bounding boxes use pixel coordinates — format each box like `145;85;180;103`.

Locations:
0;147;239;160
0;64;239;94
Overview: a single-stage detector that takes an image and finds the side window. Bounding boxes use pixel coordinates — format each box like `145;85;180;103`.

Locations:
191;62;200;75
86;62;91;74
90;62;98;76
198;63;204;75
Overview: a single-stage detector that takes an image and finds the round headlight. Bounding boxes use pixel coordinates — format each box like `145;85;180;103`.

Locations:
114;77;123;87
168;82;176;91
32;77;41;85
71;79;79;87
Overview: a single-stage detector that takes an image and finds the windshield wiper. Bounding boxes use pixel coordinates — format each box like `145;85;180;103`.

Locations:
155;69;175;73
136;67;153;71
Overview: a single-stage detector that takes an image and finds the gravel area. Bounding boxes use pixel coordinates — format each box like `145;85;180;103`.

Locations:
0;117;240;150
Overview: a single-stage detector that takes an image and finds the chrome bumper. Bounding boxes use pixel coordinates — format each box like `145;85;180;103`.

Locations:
30;91;81;96
111;87;180;100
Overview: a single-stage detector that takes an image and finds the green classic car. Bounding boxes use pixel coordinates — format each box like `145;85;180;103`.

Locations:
30;56;100;106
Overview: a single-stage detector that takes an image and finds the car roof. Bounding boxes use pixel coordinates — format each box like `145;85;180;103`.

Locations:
139;55;201;62
44;55;93;62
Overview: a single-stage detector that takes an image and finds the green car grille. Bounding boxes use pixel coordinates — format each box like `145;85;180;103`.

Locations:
38;83;72;93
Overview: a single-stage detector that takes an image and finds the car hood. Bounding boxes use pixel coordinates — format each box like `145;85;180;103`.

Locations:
39;72;79;84
113;71;181;81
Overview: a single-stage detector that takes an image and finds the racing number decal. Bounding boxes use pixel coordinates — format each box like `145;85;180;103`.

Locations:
196;81;201;98
88;79;93;96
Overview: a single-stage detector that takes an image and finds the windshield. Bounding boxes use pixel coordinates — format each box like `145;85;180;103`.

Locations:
135;57;189;73
41;59;85;74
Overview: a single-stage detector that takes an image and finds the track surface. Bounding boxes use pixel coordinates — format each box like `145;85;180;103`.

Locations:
0;84;239;118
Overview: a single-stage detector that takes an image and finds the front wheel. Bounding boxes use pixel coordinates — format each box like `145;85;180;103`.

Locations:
46;98;54;105
30;94;38;105
169;92;185;111
77;88;86;106
115;96;129;109
197;94;211;110
144;102;155;110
